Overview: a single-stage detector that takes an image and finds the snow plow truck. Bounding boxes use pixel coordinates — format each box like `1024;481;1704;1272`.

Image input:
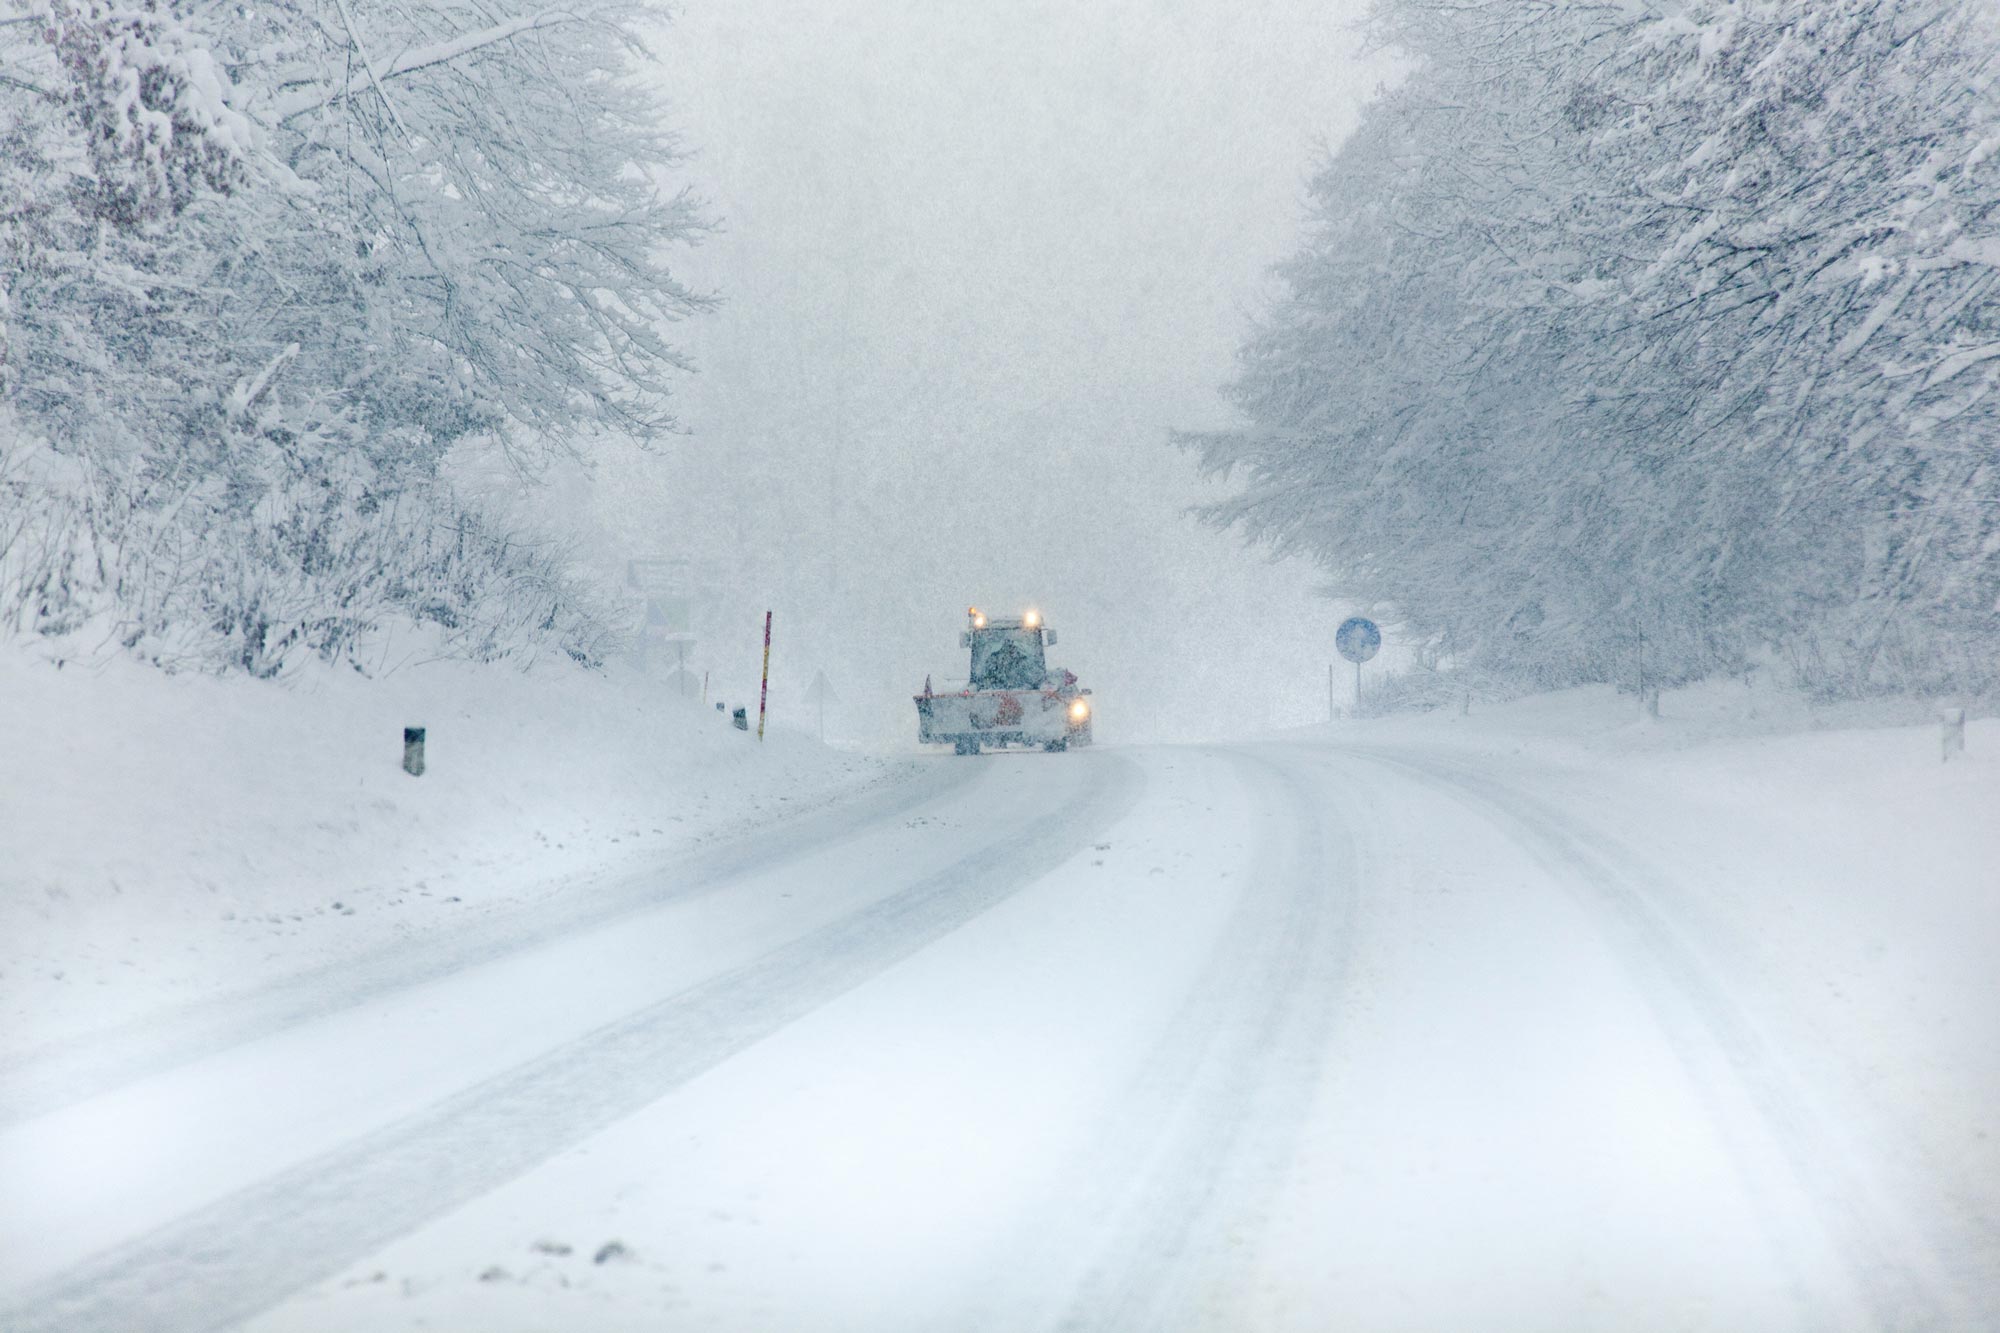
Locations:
916;607;1093;754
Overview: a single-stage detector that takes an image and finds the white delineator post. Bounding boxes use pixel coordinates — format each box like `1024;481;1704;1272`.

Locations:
403;726;425;776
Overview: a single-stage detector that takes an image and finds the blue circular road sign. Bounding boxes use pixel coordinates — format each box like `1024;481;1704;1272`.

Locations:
1335;617;1381;664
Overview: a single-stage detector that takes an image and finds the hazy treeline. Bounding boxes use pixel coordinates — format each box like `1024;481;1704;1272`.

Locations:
1191;0;2000;700
1;0;707;674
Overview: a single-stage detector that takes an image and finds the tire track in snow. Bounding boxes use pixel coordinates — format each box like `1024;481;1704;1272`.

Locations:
1332;742;1984;1332
2;752;1144;1333
992;746;1359;1333
0;758;980;1128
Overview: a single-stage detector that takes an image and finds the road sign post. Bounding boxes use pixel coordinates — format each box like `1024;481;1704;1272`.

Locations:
1335;617;1381;714
1942;706;1966;762
805;669;838;744
627;557;699;684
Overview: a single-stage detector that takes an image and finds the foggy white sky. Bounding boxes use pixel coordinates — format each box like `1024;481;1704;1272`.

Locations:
574;0;1394;743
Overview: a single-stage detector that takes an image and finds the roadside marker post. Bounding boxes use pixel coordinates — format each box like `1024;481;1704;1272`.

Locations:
758;611;773;741
402;726;426;777
1942;706;1966;762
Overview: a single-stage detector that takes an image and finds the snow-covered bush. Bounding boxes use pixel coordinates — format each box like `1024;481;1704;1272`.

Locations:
45;0;260;225
1354;659;1523;718
1;426;618;676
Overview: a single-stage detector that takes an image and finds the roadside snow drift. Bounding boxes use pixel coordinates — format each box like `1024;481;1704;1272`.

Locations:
0;644;904;1059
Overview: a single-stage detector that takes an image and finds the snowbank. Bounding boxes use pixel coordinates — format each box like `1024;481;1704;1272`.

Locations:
0;643;909;1059
1341;675;1986;755
1313;680;2000;1236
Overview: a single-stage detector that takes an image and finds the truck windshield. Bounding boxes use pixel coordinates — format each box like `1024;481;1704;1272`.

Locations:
969;628;1047;690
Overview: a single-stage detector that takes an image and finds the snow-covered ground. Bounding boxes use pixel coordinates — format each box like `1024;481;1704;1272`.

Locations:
2;670;1995;1330
0;642;908;1062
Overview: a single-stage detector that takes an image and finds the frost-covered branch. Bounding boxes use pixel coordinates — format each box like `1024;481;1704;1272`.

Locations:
268;9;590;123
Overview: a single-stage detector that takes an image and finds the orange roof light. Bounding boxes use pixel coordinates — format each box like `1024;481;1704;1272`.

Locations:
1023;608;1041;629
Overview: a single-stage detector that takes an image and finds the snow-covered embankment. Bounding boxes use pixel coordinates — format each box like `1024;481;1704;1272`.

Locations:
0;646;906;1059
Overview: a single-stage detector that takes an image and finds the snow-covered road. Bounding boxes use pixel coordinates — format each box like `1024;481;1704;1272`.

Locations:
3;736;1994;1331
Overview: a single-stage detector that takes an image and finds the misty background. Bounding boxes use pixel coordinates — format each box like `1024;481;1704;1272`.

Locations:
511;0;1399;743
13;0;1986;732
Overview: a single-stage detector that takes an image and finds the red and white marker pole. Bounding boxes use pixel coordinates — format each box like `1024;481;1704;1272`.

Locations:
757;610;772;741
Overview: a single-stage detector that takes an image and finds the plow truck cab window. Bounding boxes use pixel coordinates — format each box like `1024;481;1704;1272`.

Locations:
970;627;1048;691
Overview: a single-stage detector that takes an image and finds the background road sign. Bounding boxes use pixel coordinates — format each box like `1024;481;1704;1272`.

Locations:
1336;617;1381;664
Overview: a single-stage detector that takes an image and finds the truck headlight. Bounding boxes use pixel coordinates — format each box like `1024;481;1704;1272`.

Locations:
1069;700;1089;721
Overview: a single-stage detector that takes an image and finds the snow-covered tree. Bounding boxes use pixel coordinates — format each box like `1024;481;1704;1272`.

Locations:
1;0;711;673
1193;0;2000;698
